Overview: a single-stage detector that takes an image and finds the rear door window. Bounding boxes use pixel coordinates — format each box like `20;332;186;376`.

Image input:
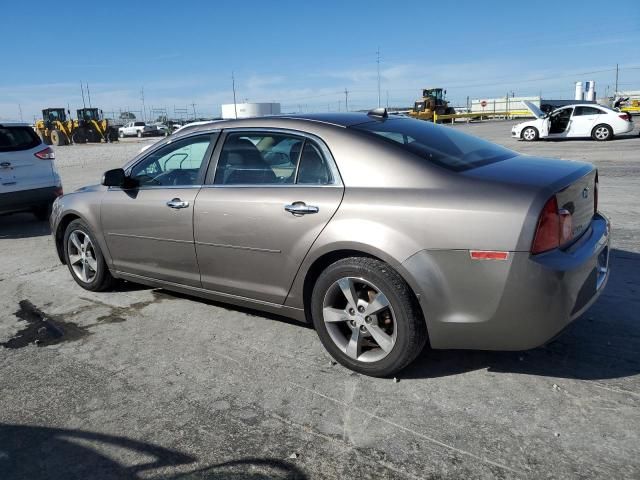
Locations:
0;127;41;152
573;106;604;116
214;132;304;185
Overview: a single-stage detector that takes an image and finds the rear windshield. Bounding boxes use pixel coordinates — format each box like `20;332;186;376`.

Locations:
351;118;516;172
0;126;41;152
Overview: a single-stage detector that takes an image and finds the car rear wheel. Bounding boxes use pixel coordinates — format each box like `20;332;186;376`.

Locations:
119;130;124;138
592;124;612;141
311;257;427;377
137;130;142;138
522;126;539;141
63;219;114;291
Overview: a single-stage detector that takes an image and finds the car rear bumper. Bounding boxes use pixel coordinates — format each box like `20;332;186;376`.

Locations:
400;213;610;350
0;186;62;215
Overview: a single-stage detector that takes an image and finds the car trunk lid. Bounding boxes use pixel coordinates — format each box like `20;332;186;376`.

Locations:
463;154;597;247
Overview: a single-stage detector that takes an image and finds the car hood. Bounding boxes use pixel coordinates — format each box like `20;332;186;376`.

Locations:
462;154;593;192
522;100;545;119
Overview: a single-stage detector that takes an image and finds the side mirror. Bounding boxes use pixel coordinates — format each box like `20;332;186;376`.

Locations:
102;168;126;187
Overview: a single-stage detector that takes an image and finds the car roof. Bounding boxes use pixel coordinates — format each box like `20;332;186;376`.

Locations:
173;113;381;138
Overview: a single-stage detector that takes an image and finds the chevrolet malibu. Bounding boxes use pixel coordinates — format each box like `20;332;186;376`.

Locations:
51;110;610;376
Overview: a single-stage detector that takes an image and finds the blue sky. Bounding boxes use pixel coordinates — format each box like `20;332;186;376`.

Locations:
1;0;639;121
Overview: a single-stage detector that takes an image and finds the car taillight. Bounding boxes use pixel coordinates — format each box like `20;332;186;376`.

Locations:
34;147;55;160
618;113;631;121
54;186;63;197
531;196;574;254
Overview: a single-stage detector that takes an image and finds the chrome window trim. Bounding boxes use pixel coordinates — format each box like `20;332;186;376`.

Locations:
107;184;203;192
204;127;343;188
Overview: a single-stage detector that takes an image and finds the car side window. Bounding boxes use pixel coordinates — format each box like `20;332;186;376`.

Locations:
574;106;603;116
214;132;303;185
130;135;212;187
296;141;333;185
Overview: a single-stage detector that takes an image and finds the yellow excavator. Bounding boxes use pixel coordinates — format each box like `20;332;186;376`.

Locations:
408;88;456;122
34;108;74;145
73;108;119;143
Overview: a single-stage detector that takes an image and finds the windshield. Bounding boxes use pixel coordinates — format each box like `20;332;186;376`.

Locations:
351;118;516;172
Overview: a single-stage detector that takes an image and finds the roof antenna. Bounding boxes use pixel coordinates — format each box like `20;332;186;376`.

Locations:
367;107;388;118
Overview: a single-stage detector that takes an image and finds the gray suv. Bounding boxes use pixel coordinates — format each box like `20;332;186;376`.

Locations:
51;112;609;376
0;122;63;219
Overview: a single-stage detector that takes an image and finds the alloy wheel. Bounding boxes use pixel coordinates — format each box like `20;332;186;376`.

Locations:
523;128;536;141
67;230;98;283
322;277;397;362
594;126;610;140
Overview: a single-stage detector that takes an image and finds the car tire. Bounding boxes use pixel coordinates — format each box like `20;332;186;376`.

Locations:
51;129;65;146
119;131;124;138
32;203;52;221
63;219;114;292
521;126;539;141
137;130;142;138
311;257;427;377
592;124;612;141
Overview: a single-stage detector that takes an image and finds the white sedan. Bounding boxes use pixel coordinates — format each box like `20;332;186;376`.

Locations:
512;101;634;141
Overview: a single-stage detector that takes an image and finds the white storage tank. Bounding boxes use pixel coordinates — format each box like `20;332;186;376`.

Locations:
584;81;596;101
221;102;281;119
575;81;584;101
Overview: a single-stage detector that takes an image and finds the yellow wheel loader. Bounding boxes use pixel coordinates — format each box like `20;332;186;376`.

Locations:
73;108;119;143
34;108;74;146
408;88;456;122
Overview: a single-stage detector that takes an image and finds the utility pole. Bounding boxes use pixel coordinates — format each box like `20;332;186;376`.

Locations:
615;63;619;94
386;90;389;109
376;47;381;107
80;83;86;108
344;88;349;111
86;83;92;108
140;87;146;122
18;104;23;122
232;72;238;119
191;102;197;120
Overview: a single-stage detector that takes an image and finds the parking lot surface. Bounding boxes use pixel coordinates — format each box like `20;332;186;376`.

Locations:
1;122;639;479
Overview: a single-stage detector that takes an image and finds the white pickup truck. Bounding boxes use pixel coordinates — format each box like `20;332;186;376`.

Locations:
118;122;161;138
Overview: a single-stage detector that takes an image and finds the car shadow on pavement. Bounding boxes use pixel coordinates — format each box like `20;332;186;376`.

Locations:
0;213;50;239
0;423;307;480
402;248;640;381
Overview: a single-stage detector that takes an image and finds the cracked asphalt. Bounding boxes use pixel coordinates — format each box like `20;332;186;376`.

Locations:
1;122;639;479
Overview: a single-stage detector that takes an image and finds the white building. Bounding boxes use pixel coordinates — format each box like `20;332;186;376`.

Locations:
221;102;281;119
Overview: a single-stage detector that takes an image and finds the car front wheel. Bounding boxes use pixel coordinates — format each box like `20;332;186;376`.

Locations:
521;126;539;141
63;219;114;291
311;257;427;377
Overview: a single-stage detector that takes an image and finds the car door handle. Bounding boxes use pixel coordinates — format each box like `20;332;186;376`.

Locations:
166;198;190;209
284;202;319;215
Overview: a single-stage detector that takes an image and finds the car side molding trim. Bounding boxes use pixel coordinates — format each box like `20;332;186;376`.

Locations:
106;232;193;244
195;242;281;254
